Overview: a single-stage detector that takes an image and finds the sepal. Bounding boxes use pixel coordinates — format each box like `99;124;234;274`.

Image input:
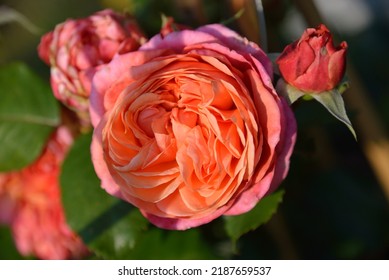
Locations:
276;78;356;140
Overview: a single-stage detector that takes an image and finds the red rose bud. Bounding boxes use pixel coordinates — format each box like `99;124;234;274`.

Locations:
276;24;347;93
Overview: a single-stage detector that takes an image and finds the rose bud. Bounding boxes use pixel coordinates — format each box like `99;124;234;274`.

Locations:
90;24;297;230
0;126;89;259
37;9;146;125
276;24;347;93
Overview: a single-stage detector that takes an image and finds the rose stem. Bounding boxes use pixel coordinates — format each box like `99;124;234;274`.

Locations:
293;0;389;202
254;0;268;52
266;211;299;259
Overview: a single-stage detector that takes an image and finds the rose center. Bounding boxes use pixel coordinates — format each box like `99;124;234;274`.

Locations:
137;106;167;137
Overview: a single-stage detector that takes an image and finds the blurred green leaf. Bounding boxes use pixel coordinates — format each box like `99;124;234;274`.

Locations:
0;62;59;171
0;226;24;259
60;132;149;259
224;190;285;244
124;227;218;259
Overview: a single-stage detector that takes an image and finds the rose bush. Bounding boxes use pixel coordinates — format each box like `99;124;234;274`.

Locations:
0;126;88;259
38;9;146;124
89;23;297;230
276;24;347;93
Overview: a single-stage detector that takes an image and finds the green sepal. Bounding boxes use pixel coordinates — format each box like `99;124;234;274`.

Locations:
276;78;305;104
276;78;356;140
310;88;356;140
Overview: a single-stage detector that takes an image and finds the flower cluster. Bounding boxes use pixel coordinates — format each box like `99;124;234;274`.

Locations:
0;8;350;259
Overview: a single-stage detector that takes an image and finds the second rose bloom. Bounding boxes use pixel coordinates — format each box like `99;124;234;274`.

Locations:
38;9;146;125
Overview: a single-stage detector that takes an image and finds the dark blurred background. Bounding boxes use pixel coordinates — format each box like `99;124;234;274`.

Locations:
1;0;388;259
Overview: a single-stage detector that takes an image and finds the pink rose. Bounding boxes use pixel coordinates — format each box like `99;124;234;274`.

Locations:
90;24;297;230
38;9;146;122
0;126;88;259
276;24;347;93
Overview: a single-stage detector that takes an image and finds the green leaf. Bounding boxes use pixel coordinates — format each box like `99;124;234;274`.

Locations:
224;190;285;245
60;132;149;259
0;226;24;259
124;228;218;259
311;89;357;140
0;62;60;171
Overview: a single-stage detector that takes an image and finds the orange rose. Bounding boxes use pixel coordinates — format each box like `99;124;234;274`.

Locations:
90;24;297;229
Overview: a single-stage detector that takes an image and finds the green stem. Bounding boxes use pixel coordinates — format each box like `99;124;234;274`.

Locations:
254;0;268;52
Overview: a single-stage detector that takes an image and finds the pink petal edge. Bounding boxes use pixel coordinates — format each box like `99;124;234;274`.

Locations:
224;98;297;216
90;116;122;197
